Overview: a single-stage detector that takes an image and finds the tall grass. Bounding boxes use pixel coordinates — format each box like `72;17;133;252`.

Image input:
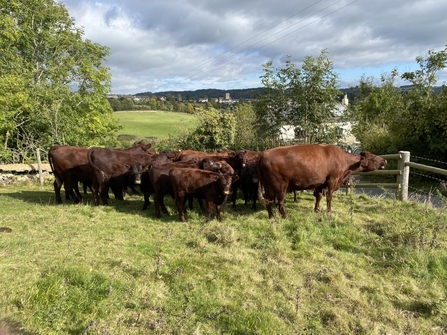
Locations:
1;181;447;334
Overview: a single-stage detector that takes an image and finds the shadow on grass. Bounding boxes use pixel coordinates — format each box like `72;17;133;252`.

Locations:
0;317;35;335
1;190;57;206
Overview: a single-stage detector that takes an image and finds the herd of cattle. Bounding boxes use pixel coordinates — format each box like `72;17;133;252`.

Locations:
48;142;387;222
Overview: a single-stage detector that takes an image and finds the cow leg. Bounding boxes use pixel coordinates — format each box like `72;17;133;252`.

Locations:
174;195;186;222
91;182;100;206
154;192;163;218
99;182;110;206
142;192;151;210
231;183;238;209
242;185;249;206
205;200;214;223
326;189;333;213
73;181;83;200
64;179;80;204
276;184;288;218
251;189;257;210
313;187;324;212
186;196;194;210
215;204;222;221
293;190;298;202
277;200;287;218
53;179;63;204
198;199;205;212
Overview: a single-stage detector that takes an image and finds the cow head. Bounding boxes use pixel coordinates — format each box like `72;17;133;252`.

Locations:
201;157;221;172
217;160;235;175
236;150;248;168
129;162;147;185
218;173;234;195
359;152;387;171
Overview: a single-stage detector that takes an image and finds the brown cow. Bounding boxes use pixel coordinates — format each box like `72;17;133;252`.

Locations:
141;158;221;216
48;142;152;204
88;147;163;206
240;158;259;209
257;144;387;218
169;168;234;222
49;146;90;204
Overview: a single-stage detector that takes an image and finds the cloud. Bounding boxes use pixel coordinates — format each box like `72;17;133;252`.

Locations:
61;0;447;93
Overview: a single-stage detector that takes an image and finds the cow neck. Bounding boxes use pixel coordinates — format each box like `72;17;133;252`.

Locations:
346;153;362;172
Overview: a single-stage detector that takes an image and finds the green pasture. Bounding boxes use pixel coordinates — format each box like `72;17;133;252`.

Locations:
114;111;198;141
1;180;447;334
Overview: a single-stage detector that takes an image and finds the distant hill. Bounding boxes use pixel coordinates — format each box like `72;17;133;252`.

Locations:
134;86;444;101
135;88;266;100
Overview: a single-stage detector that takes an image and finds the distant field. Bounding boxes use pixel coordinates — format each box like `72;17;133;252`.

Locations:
114;110;198;139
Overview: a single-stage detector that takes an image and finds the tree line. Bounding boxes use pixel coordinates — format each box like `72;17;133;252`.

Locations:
1;0;446;164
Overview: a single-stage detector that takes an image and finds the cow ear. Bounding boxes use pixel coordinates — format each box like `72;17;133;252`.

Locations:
232;174;239;181
125;164;131;170
359;155;369;167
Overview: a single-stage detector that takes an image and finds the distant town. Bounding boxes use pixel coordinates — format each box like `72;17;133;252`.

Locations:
107;85;445;104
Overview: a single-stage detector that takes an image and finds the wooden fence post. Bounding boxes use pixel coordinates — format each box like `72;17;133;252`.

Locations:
397;151;410;201
37;148;43;186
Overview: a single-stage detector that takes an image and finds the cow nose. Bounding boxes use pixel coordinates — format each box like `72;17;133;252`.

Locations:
224;190;230;195
134;180;141;184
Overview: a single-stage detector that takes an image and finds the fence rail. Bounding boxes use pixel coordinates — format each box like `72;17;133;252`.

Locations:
342;151;447;201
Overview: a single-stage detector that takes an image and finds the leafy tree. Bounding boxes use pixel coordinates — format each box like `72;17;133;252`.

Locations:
179;109;236;151
254;50;340;145
108;98;122;111
186;103;195;114
350;45;447;158
0;0;120;162
348;72;404;154
230;103;258;150
396;46;447;157
120;98;135;111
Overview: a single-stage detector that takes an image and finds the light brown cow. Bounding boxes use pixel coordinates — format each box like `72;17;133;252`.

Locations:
257;144;387;218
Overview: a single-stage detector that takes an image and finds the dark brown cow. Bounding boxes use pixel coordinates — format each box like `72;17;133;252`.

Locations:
240;158;259;209
257;144;387;218
141;157;221;216
48;142;152;204
169;168;234;222
231;150;259;208
49;146;90;204
88;147;163;206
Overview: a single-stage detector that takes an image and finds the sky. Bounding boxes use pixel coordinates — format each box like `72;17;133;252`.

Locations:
59;0;447;95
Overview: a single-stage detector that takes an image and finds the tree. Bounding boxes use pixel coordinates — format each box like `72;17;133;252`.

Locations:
230;103;258;150
349;45;447;158
179;109;236;151
348;72;404;154
396;46;447;157
254;50;340;145
0;0;120;163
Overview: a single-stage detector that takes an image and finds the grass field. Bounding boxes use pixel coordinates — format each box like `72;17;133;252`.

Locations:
114;111;198;140
1;180;447;334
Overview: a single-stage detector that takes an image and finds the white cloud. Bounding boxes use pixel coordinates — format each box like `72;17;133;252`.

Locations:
61;0;447;94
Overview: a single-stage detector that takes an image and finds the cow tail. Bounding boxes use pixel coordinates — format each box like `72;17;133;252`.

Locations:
256;153;271;207
48;149;62;186
87;148;101;181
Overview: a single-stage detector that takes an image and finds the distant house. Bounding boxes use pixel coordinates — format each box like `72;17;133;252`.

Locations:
279;95;357;145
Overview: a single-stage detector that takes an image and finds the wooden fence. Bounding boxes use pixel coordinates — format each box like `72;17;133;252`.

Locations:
343;151;447;201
